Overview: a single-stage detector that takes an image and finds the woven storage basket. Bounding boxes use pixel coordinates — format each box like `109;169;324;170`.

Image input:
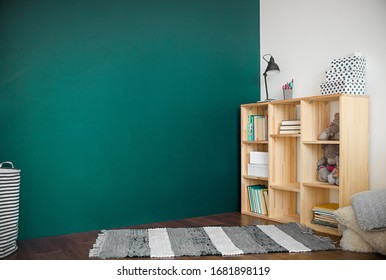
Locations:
0;162;21;258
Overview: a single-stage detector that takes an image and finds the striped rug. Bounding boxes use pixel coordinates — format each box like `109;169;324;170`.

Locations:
89;222;336;259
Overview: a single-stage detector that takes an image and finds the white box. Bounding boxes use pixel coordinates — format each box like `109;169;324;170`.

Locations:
325;69;365;81
331;55;366;72
320;79;366;95
250;151;268;165
247;163;268;178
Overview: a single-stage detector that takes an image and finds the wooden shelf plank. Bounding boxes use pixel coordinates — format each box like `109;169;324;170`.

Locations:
241;102;269;108
301;94;367;103
269;214;300;224
242;140;268;144
270;183;300;192
270;98;302;105
242;175;268;181
301;94;341;102
270;134;300;138
302;140;340;145
241;211;270;220
305;222;340;236
302;182;339;190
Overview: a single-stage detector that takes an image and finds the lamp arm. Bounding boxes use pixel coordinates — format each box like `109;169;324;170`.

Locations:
263;72;269;101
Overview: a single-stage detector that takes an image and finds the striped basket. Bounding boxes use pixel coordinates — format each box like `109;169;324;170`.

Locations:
0;162;21;258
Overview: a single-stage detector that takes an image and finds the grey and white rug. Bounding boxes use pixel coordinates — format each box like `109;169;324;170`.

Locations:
89;222;336;259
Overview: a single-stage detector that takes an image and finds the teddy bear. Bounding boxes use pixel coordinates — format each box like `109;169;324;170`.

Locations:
317;145;339;184
328;156;339;185
319;112;340;140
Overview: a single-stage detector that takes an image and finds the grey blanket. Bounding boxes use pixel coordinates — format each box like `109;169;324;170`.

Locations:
351;189;386;231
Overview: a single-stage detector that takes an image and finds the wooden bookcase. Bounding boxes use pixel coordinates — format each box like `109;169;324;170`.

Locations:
240;94;369;235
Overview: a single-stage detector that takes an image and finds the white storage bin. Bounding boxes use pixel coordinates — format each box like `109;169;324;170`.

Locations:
325;69;365;81
247;163;268;178
320;79;365;95
0;162;21;259
250;151;268;165
331;55;366;72
320;54;367;96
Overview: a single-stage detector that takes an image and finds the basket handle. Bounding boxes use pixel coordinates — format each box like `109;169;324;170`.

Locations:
0;161;14;168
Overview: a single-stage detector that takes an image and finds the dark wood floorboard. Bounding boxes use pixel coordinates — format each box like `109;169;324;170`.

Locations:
3;212;385;260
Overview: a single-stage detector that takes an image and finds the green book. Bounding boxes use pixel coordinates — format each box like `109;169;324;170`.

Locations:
250;185;268;214
247;115;254;141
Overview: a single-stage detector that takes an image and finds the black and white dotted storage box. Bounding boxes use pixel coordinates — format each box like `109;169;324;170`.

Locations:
320;79;366;95
331;55;367;72
321;54;367;95
0;162;21;259
325;69;365;82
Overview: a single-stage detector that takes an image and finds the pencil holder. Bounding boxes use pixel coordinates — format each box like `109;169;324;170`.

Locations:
283;89;292;100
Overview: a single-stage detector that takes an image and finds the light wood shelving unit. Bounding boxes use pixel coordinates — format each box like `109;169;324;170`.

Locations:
240;94;369;235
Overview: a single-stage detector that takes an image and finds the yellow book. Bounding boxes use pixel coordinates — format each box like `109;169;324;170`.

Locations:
312;203;339;213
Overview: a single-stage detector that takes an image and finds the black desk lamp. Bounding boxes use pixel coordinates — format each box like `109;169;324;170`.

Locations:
262;54;280;102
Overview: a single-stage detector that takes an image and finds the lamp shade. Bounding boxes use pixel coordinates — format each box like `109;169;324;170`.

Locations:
264;56;280;75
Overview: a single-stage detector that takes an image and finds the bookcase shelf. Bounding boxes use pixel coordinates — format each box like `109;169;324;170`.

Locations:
270;183;300;192
270;134;300;138
302;182;340;190
240;210;269;220
242;175;268;181
270;214;300;224
302;140;340;145
240;94;369;236
242;140;269;144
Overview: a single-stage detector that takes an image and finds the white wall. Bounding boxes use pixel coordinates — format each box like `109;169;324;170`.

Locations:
260;0;386;190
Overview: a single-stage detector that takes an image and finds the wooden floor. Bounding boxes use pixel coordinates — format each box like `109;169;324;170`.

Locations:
3;212;385;260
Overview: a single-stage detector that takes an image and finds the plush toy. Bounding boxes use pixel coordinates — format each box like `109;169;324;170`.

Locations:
328;156;340;185
317;145;339;184
319;113;340;141
317;159;331;182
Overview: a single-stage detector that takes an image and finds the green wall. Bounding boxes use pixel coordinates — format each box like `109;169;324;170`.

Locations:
0;0;260;240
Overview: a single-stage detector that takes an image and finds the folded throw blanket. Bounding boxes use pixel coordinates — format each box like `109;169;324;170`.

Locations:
339;228;376;253
334;206;386;255
351;189;386;231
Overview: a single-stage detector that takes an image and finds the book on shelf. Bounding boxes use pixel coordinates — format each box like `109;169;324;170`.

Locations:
279;119;300;135
313;214;337;223
247;185;268;215
313;203;339;213
254;115;267;141
311;203;339;228
247;115;268;141
279;125;300;130
279;129;301;135
311;219;338;228
247;115;254;141
281;119;301;126
262;189;269;214
313;210;335;217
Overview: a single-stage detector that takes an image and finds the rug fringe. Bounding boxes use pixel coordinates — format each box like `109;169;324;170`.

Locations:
298;223;314;235
298;223;337;248
89;230;107;258
314;235;337;248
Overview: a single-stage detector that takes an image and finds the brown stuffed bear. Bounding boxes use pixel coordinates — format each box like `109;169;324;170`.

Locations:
328;156;340;185
319;113;339;141
317;145;339;183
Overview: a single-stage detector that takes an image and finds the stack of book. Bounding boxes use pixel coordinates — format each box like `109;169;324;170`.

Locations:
311;203;339;228
247;185;268;215
247;115;268;141
279;119;301;135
